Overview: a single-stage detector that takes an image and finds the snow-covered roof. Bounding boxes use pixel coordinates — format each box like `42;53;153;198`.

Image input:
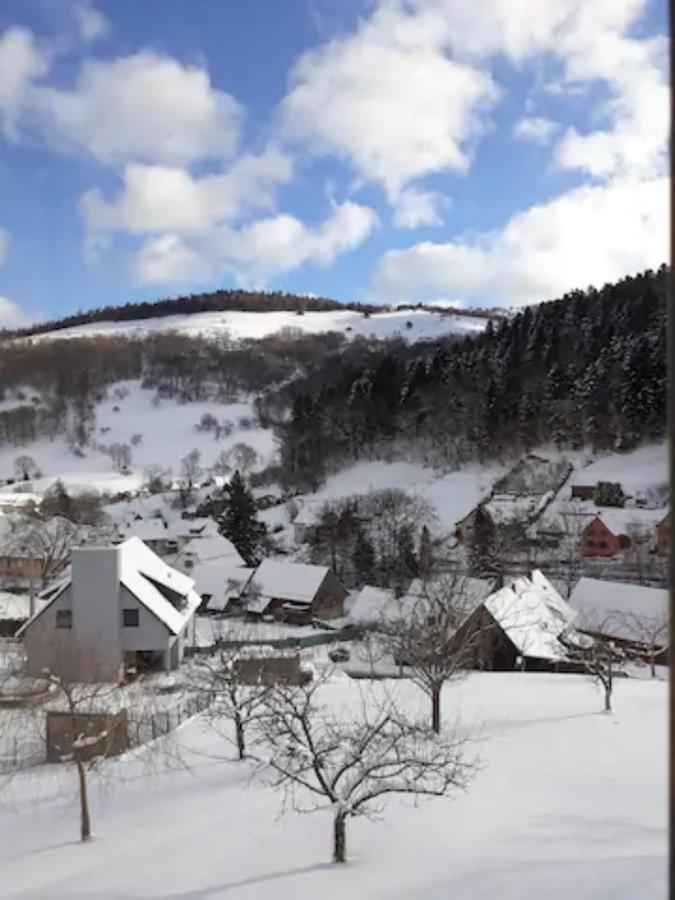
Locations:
177;533;243;565
293;502;323;527
590;507;667;537
205;566;254;612
174;517;220;539
485;569;576;661
19;537;200;637
569;578;668;642
118;538;201;634
484;493;551;525
117;518;173;541
246;560;330;605
348;585;396;625
0;492;42;508
0;591;31;620
569;444;667;492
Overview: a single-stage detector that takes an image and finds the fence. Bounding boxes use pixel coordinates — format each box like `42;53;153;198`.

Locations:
126;692;211;748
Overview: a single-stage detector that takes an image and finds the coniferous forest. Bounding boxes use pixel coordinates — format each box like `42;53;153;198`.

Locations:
274;266;668;489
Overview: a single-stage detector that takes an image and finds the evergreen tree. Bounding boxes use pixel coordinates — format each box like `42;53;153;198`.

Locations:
418;525;434;579
468;506;497;580
352;528;375;585
217;470;265;566
41;479;74;521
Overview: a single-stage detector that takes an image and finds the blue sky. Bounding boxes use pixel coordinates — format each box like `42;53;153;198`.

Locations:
0;0;668;325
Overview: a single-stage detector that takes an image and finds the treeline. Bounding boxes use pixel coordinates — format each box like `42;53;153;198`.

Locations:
0;289;384;340
275;267;668;490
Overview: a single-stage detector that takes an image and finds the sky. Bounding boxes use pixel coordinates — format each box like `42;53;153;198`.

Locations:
0;0;669;325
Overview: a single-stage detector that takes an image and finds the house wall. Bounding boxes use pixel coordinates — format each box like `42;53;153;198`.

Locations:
70;548;123;681
312;571;347;620
119;585;171;654
23;585;79;679
581;518;625;558
571;485;596;501
455;509;477;543
0;556;42;580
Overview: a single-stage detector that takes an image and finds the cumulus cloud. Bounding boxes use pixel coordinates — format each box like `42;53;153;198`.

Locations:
392;187;445;228
279;2;497;202
81;150;294;235
75;2;109;43
374;176;667;306
0;295;31;327
513;116;557;144
134;201;378;286
0;27;49;137
32;51;243;165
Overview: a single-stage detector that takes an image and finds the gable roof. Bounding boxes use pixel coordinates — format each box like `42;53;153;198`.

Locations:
247;560;330;605
587;507;667;537
484;569;576;661
19;537;200;637
348;585;396;625
118;538;201;634
569;577;668;642
177;533;243;565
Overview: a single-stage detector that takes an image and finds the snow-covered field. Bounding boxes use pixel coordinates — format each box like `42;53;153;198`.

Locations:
27;308;487;345
0;671;666;899
0;380;278;494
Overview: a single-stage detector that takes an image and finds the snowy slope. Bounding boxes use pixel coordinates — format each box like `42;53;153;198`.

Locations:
0;380;277;494
27;308;488;344
0;672;665;899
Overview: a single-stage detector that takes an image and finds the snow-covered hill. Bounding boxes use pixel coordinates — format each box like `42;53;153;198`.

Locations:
27;307;488;344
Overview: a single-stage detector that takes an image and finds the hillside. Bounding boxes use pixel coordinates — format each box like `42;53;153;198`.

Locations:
22;307;487;345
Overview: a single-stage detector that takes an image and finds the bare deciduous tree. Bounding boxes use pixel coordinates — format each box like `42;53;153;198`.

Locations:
13;455;40;481
179;449;202;489
565;620;625;712
379;574;488;733
227;442;259;476
253;671;475;863
620;611;668;677
8;516;83;587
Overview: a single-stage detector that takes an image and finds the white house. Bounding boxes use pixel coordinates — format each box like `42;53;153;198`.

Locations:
18;537;201;682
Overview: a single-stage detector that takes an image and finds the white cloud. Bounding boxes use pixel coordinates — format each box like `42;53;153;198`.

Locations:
392;187;445;228
513;116;557;144
81;150;294;235
0;227;9;263
75;2;109;43
0;27;49;137
32;51;243;165
374;175;668;306
279;2;497;201
0;296;30;328
134;201;378;286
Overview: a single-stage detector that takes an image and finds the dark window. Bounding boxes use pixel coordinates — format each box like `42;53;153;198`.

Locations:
123;608;140;627
56;609;72;629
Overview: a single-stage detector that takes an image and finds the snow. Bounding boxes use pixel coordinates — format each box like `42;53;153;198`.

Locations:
177;532;243;565
29;307;488;345
0;591;30;620
300;460;504;532
569;442;668;493
569;578;668;639
485;570;577;661
0;671;665;899
348;585;395;625
593;506;667;537
248;560;330;605
0;380;278;496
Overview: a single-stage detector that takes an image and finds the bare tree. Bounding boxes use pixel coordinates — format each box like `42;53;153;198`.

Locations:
13;455;40;481
379;574;488;733
620;611;668;677
107;442;132;472
189;645;274;760
7;516;83;588
253;671;475;863
565;623;625;712
179;449;202;489
143;463;171;494
227;442;259;476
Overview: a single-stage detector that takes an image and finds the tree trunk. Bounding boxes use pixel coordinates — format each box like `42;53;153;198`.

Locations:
431;685;441;734
650;653;656;678
604;685;612;713
333;812;347;863
76;758;91;841
235;717;246;760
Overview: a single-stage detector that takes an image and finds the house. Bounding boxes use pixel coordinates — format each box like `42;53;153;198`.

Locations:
569;577;668;659
457;570;578;671
204;566;254;615
656;512;670;557
18;537;201;682
174;532;246;612
243;560;348;624
493;454;572;496
581;508;666;558
0;591;31;636
293;502;323;543
0;515;82;585
348;585;396;627
115;518;178;556
0;492;41;515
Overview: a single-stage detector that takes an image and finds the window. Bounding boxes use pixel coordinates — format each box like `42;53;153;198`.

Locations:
123;608;139;627
56;609;72;629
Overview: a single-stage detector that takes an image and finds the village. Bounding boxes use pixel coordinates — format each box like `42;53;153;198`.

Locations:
0;441;668;778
